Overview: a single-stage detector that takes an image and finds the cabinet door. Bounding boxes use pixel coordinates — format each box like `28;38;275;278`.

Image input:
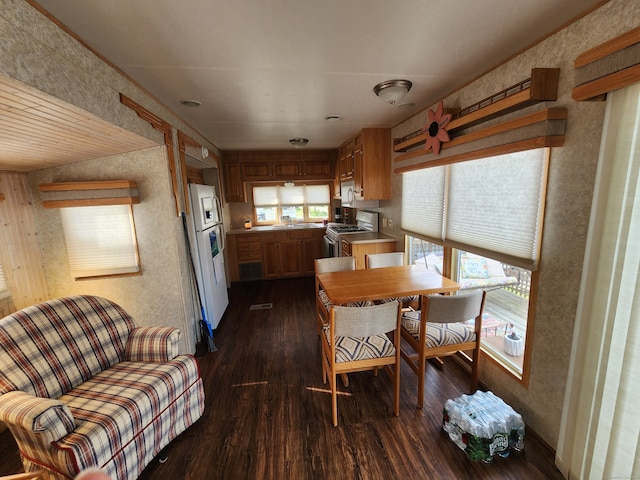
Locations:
274;162;300;178
301;161;331;179
280;240;303;276
300;237;323;274
339;152;354;180
223;162;246;203
353;146;364;197
242;162;273;180
263;241;281;278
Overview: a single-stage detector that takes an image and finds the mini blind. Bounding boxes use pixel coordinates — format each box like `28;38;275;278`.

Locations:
61;205;140;279
446;149;548;268
401;165;446;243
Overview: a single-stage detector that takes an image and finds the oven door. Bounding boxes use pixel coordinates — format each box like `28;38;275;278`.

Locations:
322;234;338;257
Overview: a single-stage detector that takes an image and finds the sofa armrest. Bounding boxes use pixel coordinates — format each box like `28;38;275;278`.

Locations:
124;326;181;362
0;391;75;442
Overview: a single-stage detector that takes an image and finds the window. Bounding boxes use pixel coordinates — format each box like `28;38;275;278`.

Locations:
402;148;549;382
253;184;330;224
61;205;140;279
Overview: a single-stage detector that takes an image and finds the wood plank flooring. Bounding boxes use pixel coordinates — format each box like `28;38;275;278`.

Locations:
0;277;564;479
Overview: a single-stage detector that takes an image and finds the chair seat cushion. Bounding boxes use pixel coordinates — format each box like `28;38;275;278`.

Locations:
56;356;202;474
318;289;373;310
401;313;476;347
323;326;396;363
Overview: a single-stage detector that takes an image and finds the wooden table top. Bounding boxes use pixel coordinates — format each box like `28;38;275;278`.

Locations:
317;264;460;305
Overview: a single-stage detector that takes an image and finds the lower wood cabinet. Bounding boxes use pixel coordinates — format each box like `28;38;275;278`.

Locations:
228;229;324;281
340;238;398;269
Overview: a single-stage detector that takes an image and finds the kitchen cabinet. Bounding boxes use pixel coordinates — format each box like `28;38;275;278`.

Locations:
228;228;325;281
223;162;246;202
222;150;336;202
340;236;398;270
338;128;391;200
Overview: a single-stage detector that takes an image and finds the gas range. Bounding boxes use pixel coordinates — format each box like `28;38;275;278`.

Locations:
323;211;379;256
325;223;370;241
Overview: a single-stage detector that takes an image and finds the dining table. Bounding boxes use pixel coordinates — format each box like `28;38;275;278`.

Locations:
316;264;460;306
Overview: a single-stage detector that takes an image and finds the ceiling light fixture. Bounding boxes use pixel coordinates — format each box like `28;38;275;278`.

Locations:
373;79;412;105
325;115;341;121
180;99;201;107
289;138;309;148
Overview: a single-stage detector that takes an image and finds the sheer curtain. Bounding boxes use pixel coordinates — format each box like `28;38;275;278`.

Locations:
556;83;640;479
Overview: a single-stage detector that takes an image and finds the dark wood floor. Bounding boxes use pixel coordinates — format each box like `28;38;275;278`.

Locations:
0;277;564;479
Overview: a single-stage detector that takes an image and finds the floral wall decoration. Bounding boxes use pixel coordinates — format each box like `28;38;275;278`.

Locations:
422;101;451;155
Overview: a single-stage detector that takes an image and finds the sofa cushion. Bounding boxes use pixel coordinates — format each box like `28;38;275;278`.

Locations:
0;296;135;398
56;356;203;477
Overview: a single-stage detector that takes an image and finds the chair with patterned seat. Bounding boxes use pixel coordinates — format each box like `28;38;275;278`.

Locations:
365;252;419;309
314;257;372;335
400;290;486;408
321;301;402;426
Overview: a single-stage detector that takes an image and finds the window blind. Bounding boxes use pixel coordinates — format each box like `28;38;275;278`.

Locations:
401;149;548;269
61;205;140;278
401;165;446;243
280;186;304;205
446;149;548;268
253;186;278;206
305;184;330;204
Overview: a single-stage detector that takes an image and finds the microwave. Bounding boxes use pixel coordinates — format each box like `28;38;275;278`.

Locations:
340;180;380;209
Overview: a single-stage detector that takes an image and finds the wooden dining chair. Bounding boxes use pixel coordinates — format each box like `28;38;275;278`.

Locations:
365;252;419;309
400;290;486;408
314;257;370;335
321;301;402;426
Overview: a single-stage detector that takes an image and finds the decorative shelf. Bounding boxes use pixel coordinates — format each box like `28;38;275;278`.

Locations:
394;68;560;153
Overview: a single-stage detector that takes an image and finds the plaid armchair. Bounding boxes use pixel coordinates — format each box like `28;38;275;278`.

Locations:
0;295;204;480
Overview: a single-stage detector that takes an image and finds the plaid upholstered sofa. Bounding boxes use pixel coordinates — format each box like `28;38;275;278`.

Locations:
0;295;205;480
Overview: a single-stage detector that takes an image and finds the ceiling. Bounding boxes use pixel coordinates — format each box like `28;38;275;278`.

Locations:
2;1;604;172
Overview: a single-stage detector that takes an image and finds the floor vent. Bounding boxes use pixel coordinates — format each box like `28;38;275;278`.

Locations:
249;303;273;310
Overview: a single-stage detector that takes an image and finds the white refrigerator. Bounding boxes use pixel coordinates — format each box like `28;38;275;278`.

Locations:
188;183;229;334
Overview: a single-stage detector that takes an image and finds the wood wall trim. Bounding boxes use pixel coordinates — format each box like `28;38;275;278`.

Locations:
573;26;640;101
120;94;181;216
394;136;564;174
394;69;560;153
572;64;640;101
41;198;140;208
575;25;640;68
394;108;566;164
38;180;137;191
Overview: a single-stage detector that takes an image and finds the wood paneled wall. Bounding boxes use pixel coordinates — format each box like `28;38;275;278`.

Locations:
0;173;49;310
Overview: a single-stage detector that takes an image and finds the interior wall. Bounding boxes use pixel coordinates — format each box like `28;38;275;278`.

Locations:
379;0;638;448
27;146;196;354
0;173;49;310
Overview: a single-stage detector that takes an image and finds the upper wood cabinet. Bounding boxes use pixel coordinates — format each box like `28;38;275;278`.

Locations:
221;150;337;202
338;128;391;200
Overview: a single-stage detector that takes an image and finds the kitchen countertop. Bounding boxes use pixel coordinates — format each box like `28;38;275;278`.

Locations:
228;223;327;234
340;232;397;243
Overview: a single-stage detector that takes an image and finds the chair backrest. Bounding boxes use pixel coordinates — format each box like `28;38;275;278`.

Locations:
423;290;484;324
315;256;356;274
0;295;136;398
365;252;405;269
332;302;400;338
